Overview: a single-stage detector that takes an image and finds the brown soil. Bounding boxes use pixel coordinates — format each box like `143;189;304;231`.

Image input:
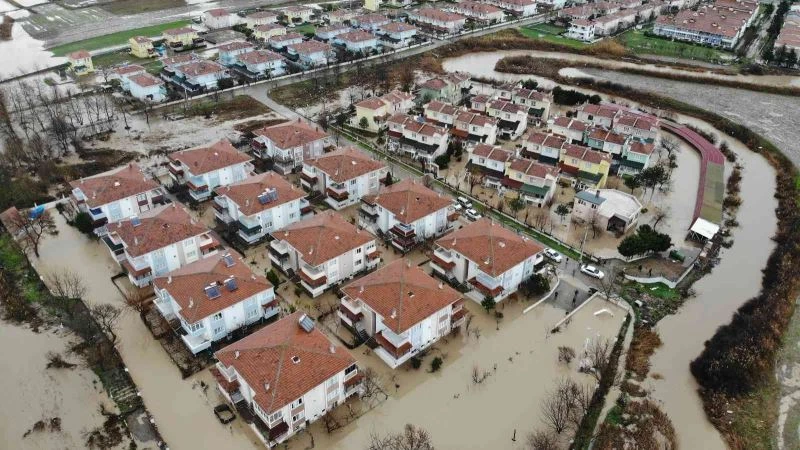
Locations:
233;118;288;135
625;326;663;381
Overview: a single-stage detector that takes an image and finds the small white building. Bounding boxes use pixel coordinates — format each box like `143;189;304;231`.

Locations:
69;163;166;232
468;143;513;187
300;147;388;210
550;116;589;144
423;100;459;128
252;120;331;174
376;22;417;49
233;49;287;79
204;9;239;29
452;110;498;145
106;205;220;287
112;64;146;91
360;178;457;252
315;24;351;41
217;41;255;66
268;32;305;50
522;132;566;165
613;113;659;142
567;19;596;42
450;1;505;23
577;104;620;128
353;90;415;132
573;189;642;233
511;88;552;122
486;99;528;140
386;113;450;162
484;0;537;17
245;10;279;29
408;8;467;34
339;259;465;368
430;218;544;302
286;40;335;68
213;312;362;448
170;60;231;92
168;139;254;202
213;172;310;245
269;212;380;297
152;252;276;354
618;140;655;177
350;13;391;31
504;158;559;206
334;29;380;53
128;73;167;102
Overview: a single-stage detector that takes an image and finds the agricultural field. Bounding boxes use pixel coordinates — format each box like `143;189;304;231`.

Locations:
49;19;191;55
615;27;734;63
518;23;590;50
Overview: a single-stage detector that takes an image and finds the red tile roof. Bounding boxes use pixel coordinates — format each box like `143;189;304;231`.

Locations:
69;50;91;60
114;64;145;76
163;27;197;36
628;141;655;155
306;147;386;183
472;144;512;162
215;172;306;216
337;30;377;43
129;73;164;88
178;60;228;77
436;218;543;276
218;41;254;52
215;312;356;415
341;259;461;334
112;205;208;257
274;212;374;266
69;163;159;209
254;120;329;149
287;40;332;55
169;140;252;175
362;178;452;224
153;252;272;324
509;158;559;179
237;49;284;65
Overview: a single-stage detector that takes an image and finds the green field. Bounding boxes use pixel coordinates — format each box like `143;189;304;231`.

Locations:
615;27;734;63
50;19;191;56
91;51;163;72
518;24;590;50
293;23;316;35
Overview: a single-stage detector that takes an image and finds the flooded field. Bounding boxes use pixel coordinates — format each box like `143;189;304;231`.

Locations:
32;211;627;450
0;322;123;450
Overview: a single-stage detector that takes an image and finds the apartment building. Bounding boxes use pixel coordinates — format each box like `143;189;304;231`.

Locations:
376;22;417;49
430;218;544;301
618;140;655;176
268;32;305;50
450;1;505;23
152;252;276;354
165;59;230;92
339;259;465;368
168;139;254;202
70;163;166;232
550;116;589;143
300;148;388;210
217;41;254;66
204;8;238;29
268;212;379;297
419;72;471;104
254;23;287;41
577;104;620;128
359;178;456;252
654;5;753;49
162;27;200;47
315;24;351;41
407;8;467;33
350;13;392;31
213;172;309;245
423;100;460;127
452;110;498;145
106;205;220;287
286;40;335;68
213;312;362;448
612;113;659;142
232;49;287;80
567;19;596;41
245;10;280;29
129;36;155;58
282;5;315;24
584;127;628;157
484;0;538;17
252;120;331;174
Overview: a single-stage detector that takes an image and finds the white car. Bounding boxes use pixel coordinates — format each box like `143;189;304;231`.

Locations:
544;248;562;263
452;203;463;212
464;208;482;221
457;196;472;208
580;264;604;279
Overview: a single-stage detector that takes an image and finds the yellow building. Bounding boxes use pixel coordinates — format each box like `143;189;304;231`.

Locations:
253;23;287;41
67;50;94;75
364;0;381;12
282;6;314;24
129;36;156;58
162;26;199;47
558;143;611;189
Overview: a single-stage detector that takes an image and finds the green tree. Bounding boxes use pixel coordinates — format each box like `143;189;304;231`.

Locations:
359;116;369;129
384;172;394;186
555;203;570;223
72;212;95;235
481;296;496;313
520;273;550;298
623;175;641;194
522;79;539;90
434;154;451;169
266;269;281;286
430;357;443;372
617;224;672;257
508;196;526;218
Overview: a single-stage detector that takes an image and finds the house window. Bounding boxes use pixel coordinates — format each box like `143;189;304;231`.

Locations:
326;375;338;388
213;325;224;335
291;398;303;408
247;308;259;318
350;179;357;185
355;259;362;266
268;411;283;424
185;249;198;260
356;248;362;254
187;321;203;332
292;412;304;423
213;312;223;321
344;364;357;375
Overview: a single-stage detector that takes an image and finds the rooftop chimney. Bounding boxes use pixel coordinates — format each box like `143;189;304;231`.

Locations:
235;350;240;359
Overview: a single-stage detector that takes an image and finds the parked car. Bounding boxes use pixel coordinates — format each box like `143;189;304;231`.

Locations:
457;196;472;208
464;208;481;221
544;248;562;263
452;203;463;212
580;264;604;279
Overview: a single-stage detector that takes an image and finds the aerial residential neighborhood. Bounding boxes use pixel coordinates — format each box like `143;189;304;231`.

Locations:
0;0;797;449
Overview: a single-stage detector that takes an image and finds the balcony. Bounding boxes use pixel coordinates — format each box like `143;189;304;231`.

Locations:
374;329;414;368
168;161;184;177
326;185;349;202
151;188;166;205
263;299;280;320
451;298;464;314
299;198;314;216
299;168;317;185
469;273;504;298
390;222;416;238
451;308;466;328
338;298;363;327
344;371;364;397
88;207;107;225
299;264;326;287
359;203;378;222
447;210;460;222
213;196;227;212
181;332;212;354
122;259;152;287
71;187;87;204
430;248;455;272
237;215;263;236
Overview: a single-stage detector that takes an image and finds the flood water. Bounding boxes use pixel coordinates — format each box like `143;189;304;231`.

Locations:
442;55;781;448
441;50;800;88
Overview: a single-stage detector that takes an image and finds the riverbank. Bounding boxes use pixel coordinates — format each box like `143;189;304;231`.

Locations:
455;49;800;449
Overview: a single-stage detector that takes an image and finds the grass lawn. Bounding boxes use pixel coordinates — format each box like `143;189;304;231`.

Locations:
615;27;733;63
518;24;590;50
90;51;163;72
293;24;316;35
628;281;680;301
50;20;191;56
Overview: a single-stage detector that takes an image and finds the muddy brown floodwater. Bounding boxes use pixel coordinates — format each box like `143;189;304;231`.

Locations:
445;52;781;448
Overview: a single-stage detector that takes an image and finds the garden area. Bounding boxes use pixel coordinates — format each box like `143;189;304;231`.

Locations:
49;19;191;56
614;27;734;63
518;23;591;50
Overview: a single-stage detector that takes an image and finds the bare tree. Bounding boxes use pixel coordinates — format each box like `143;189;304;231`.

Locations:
584;337;614;383
540;379;575;434
468;168;484;195
557;346;576;365
360;367;385;401
525;430;559;450
652;206;670;230
9;209;57;258
89;304;123;347
367;424;434;450
588;210;601;238
569;381;594;428
597;266;620;302
45;269;86;318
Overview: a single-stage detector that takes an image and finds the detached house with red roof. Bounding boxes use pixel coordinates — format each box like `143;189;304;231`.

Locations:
333;29;379;53
300;148;388;210
252;119;331;174
70;163;167;232
217;41;255;66
353;90;415;132
430;218;544;302
339;259;465;368
213;172;311;245
612;113;659;143
232;49;287;80
418;72;471;105
386;113;450;162
360;178;458;253
511;88;552;122
450;1;504;23
169;139;254;202
504;158;559;206
618;140;655;177
452;110;499;145
165;59;230;93
153;252;276;354
522;132;566;165
269;212;379;297
486;99;528;140
106;205;221;287
485;0;538;16
584;127;628;157
407;8;467;34
577;104;620;128
468;144;513;188
376;22;417;49
558;143;612;189
213;312;362;447
204;8;239;29
550;116;589;144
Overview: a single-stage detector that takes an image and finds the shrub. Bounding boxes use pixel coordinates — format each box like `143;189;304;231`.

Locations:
430;357;443;372
72;212;95;236
618;225;672;257
481;296;496;312
411;356;422;369
266;269;281;286
434;154;451;169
